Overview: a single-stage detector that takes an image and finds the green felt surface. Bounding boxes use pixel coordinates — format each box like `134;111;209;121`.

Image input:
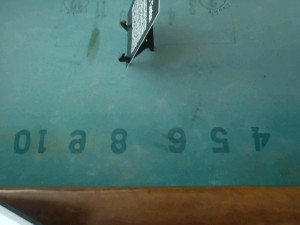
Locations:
0;0;299;186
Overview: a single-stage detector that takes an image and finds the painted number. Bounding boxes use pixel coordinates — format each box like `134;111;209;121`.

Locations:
111;128;127;154
168;128;186;153
69;130;86;154
252;127;270;152
14;129;31;154
12;126;271;155
211;127;229;153
38;129;47;153
14;129;48;154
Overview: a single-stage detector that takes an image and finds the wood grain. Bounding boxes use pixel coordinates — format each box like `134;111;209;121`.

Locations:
0;187;299;225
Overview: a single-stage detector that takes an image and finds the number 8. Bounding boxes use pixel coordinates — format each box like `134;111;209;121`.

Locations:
168;128;186;153
111;128;127;154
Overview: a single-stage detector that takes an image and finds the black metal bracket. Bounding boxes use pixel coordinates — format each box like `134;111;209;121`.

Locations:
135;26;154;57
120;20;131;31
118;53;131;64
119;20;155;65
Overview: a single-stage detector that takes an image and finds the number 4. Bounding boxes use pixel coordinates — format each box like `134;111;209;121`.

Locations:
251;127;270;152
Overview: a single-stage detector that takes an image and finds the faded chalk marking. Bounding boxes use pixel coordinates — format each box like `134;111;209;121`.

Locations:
101;0;107;18
119;10;127;23
96;1;100;18
169;8;176;26
63;0;89;16
87;26;100;62
199;0;227;10
96;0;106;18
199;0;230;16
189;0;197;15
